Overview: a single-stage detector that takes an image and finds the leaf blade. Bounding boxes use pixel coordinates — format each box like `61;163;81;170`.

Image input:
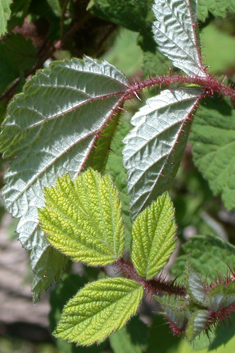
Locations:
152;0;206;76
191;97;235;211
54;277;144;346
0;0;11;36
123;87;203;219
131;193;177;279
39;169;125;266
0;56;128;299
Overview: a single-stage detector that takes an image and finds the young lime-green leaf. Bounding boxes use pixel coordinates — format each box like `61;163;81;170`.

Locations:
0;56;128;299
123;88;203;219
185;261;207;306
39;169;125;266
54;277;144;346
186;310;209;343
191;97;235;211
0;0;11;36
131;193;177;279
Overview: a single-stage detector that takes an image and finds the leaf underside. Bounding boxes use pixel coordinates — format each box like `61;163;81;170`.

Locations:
0;56;128;300
123;87;203;219
152;0;206;77
54;277;144;346
131;192;176;279
39;169;125;266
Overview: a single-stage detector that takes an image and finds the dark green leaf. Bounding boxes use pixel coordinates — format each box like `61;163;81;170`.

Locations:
191;97;235;211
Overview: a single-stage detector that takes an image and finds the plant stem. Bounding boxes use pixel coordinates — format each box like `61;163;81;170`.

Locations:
126;74;235;102
116;257;186;297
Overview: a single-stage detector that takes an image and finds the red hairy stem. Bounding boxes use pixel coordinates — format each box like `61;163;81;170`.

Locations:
115;257;186;296
125;74;235;102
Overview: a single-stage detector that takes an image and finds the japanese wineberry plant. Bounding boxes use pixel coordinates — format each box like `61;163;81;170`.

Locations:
1;0;235;351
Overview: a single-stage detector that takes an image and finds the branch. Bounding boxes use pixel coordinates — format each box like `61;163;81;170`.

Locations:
126;74;235;102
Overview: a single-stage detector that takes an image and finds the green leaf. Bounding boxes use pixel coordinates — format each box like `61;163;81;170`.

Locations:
186;310;210;343
123;88;203;219
91;0;153;35
109;316;148;353
0;0;11;36
152;0;206;77
39;169;125;266
131;193;177;279
198;0;235;21
54;277;144;346
191;97;235;211
0;56;128;299
7;0;31;30
172;234;235;282
0;33;36;93
47;0;62;16
31;245;68;303
185;261;206;306
49;273;104;353
154;296;189;331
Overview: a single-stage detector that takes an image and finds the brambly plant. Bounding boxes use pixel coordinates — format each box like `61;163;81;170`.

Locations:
1;0;235;351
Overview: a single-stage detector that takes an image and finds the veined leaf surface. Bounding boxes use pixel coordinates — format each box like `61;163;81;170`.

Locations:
152;0;206;77
191;97;235;211
39;169;125;266
131;193;176;279
54;277;144;346
123;87;203;219
0;56;128;299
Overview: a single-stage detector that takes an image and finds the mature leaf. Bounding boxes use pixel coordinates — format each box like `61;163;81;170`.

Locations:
31;244;68;302
0;34;37;92
198;0;235;21
91;0;153;35
47;0;62;16
152;0;206;77
186;310;210;343
39;169;125;266
0;0;11;36
54;278;144;346
191;97;235;211
172;234;235;282
123;87;203;219
106;120;132;250
109;316;148;353
7;0;31;30
185;261;206;305
131;193;176;279
0;56;128;299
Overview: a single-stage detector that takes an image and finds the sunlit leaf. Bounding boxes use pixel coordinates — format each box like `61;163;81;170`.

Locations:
123;87;203;219
39;169;125;266
55;278;144;346
131;193;176;279
0;56;128;299
152;0;206;77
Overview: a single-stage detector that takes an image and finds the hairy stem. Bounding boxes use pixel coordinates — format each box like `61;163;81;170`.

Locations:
125;74;235;102
116;257;186;296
